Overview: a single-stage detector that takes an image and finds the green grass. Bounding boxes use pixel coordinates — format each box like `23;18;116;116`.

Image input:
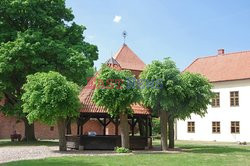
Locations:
0;139;58;147
2;140;250;166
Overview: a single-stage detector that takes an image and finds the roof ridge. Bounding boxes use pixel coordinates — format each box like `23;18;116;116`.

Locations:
219;50;250;56
195;50;250;60
113;44;126;59
185;49;250;82
183;58;199;72
122;44;146;65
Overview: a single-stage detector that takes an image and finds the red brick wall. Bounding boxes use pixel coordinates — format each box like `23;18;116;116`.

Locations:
0;113;121;139
82;120;102;135
34;122;58;139
0;113;24;139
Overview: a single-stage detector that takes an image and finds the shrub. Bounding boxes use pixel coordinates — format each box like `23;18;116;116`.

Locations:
114;147;131;153
152;118;161;136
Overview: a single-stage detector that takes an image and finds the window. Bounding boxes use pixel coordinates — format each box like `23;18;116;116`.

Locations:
230;91;239;106
50;126;54;131
212;92;220;107
231;121;240;134
212;122;220;133
187;122;195;133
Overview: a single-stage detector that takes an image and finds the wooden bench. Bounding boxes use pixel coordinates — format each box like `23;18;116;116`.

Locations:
10;134;21;142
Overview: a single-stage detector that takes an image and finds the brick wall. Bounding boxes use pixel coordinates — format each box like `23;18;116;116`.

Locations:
0;113;119;139
0;113;24;139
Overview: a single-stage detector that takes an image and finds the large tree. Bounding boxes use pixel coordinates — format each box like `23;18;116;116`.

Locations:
93;65;140;149
167;72;213;148
0;0;98;140
22;71;80;151
140;58;183;151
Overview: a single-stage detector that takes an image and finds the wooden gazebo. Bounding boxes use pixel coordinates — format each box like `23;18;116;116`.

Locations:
66;44;152;150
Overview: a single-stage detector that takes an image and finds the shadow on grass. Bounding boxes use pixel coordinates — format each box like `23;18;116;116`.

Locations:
179;145;250;154
0;140;58;147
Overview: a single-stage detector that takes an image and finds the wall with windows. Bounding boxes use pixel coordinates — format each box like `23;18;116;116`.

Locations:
177;79;250;142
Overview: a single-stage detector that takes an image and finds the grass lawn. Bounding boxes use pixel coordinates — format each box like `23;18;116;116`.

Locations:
0;139;58;147
2;140;250;166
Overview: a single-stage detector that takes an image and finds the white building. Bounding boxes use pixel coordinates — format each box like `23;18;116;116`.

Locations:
177;49;250;142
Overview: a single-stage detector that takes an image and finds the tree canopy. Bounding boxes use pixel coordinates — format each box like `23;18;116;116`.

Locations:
22;71;80;125
0;0;97;115
172;72;214;120
140;58;183;113
0;0;98;140
93;65;140;117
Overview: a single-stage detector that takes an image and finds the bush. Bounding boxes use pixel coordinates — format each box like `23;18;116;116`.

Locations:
152;118;161;136
114;147;131;153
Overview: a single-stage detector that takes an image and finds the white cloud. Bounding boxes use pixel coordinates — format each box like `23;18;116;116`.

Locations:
113;15;122;23
87;35;95;40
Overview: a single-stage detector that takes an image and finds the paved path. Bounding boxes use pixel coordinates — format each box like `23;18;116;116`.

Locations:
0;146;124;164
0;146;181;164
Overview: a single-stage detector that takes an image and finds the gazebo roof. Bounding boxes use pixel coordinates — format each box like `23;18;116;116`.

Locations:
79;44;150;115
114;44;146;71
79;85;150;115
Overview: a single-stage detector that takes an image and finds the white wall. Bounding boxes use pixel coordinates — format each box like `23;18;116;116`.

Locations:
177;79;250;142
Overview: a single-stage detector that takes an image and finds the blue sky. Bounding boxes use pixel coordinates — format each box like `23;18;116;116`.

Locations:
66;0;250;70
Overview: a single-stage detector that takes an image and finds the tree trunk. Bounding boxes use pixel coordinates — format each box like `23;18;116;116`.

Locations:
119;113;130;149
57;119;67;151
22;118;36;141
160;111;168;151
168;115;175;149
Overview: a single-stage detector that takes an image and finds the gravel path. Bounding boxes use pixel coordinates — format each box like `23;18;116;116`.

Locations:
0;146;124;164
0;146;180;164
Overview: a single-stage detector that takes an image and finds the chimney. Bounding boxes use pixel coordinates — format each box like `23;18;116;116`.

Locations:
218;49;224;55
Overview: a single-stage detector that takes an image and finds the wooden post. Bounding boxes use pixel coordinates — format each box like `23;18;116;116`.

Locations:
103;118;106;135
115;118;119;135
77;120;80;135
149;117;152;136
145;117;148;138
80;124;83;135
131;117;135;136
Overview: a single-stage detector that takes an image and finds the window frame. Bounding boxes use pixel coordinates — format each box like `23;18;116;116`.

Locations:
187;121;195;133
212;121;220;134
211;92;220;107
50;126;54;131
231;121;240;134
230;91;239;107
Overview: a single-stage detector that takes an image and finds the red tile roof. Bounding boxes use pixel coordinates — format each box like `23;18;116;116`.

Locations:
114;44;146;71
79;81;150;115
78;44;150;115
184;51;250;82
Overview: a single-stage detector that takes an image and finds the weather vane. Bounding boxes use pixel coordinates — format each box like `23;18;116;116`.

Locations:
122;31;127;44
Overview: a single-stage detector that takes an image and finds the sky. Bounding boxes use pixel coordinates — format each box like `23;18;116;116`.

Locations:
66;0;250;70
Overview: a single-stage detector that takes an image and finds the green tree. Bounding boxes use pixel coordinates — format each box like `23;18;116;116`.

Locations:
140;58;182;151
152;118;161;136
167;72;213;148
92;65;140;149
22;71;80;151
0;0;98;140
